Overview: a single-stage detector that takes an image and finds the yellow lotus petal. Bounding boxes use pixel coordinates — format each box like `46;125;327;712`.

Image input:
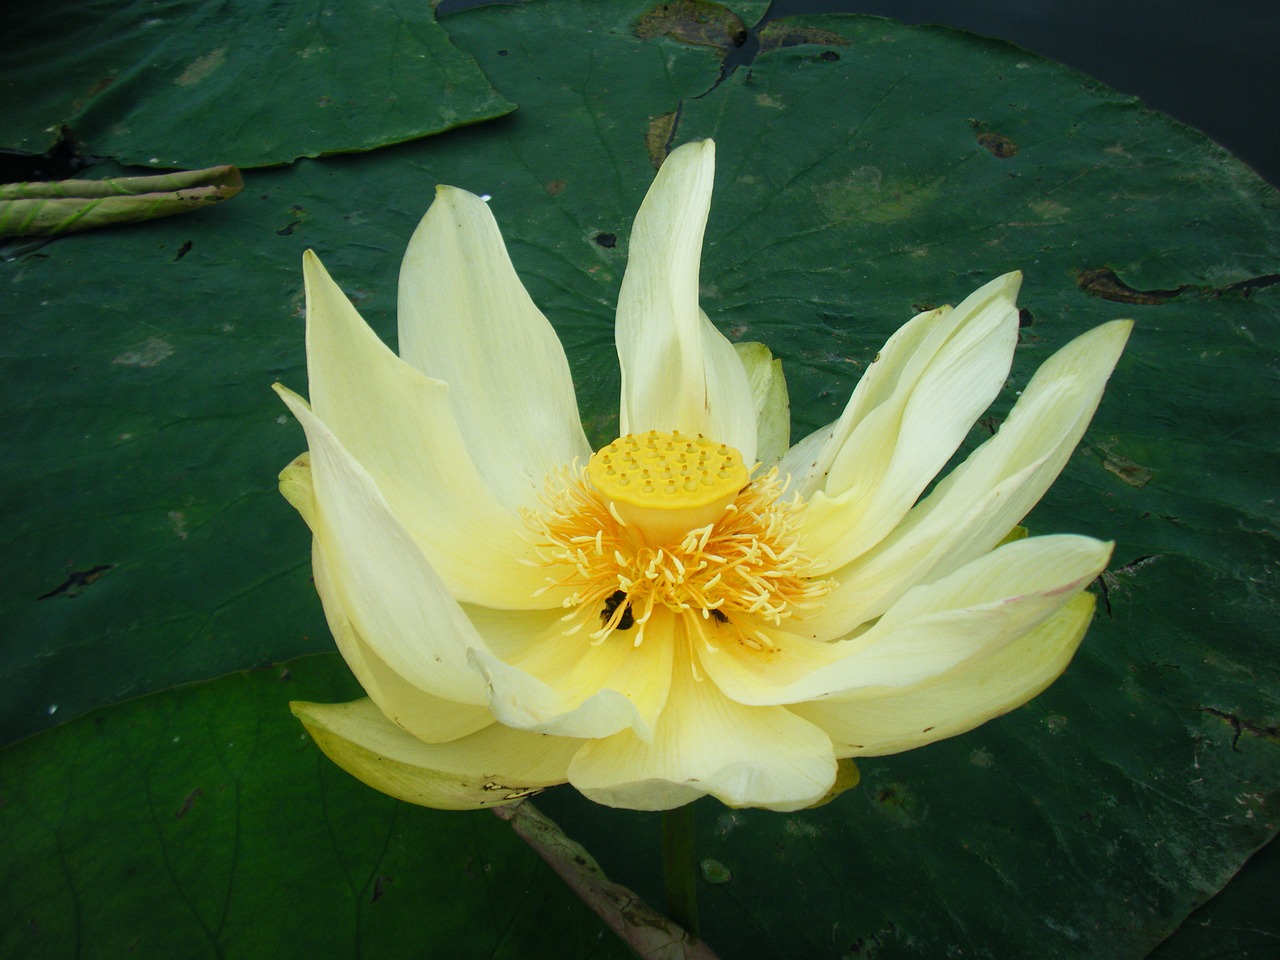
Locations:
803;758;861;809
791;593;1097;757
733;341;791;468
397;186;591;508
794;272;1022;572
481;606;676;742
275;385;490;705
804;319;1133;637
292;698;578;810
699;534;1111;705
298;251;562;609
567;640;835;812
283;451;570;746
312;538;493;743
468;617;672;742
615;140;759;461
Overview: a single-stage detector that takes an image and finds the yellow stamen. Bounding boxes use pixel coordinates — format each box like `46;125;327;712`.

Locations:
524;451;830;650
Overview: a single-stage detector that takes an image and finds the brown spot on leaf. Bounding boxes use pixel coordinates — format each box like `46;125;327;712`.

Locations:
977;131;1019;158
1079;266;1280;303
633;1;748;55
645;111;679;169
1103;451;1152;487
757;22;851;55
1077;267;1188;304
175;48;228;87
544;179;567;196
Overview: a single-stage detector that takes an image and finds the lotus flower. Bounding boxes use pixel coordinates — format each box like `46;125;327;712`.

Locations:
276;139;1130;813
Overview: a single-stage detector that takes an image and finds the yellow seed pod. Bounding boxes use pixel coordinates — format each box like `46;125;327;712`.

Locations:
586;430;748;543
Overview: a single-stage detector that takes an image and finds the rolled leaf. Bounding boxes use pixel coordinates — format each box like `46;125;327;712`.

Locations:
0;165;242;236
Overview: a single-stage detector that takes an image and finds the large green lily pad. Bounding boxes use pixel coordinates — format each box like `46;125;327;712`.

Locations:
0;653;629;960
0;0;514;169
1;1;1275;957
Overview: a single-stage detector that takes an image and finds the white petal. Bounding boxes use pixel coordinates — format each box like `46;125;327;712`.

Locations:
734;341;791;468
616;140;757;460
567;637;835;811
297;252;559;609
397;187;591;509
791;592;1096;756
795;273;1022;570
700;534;1111;705
803;319;1133;637
275;386;490;705
292;698;577;810
468;609;675;742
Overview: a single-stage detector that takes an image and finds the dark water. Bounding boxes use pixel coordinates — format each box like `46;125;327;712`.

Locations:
765;0;1280;187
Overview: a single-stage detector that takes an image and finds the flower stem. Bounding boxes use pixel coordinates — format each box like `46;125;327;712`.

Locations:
662;803;699;936
496;801;720;959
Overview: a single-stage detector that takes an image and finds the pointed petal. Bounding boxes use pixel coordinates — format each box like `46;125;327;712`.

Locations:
795;273;1022;570
468;609;675;742
298;251;558;609
397;187;590;508
700;534;1111;705
792;593;1096;757
803;319;1133;637
567;639;836;811
616;140;757;459
282;449;488;741
784;302;950;497
275;385;490;705
292;698;577;810
734;341;791;468
284;452;485;743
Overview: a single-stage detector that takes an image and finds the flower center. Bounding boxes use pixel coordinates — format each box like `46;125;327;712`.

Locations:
526;433;829;650
585;430;748;544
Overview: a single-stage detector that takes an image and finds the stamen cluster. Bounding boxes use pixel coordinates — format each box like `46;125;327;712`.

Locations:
525;467;830;650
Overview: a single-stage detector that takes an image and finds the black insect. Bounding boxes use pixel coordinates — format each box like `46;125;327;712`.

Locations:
601;590;634;630
709;608;729;625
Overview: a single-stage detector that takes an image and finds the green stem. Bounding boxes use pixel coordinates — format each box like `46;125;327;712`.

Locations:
661;803;699;936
